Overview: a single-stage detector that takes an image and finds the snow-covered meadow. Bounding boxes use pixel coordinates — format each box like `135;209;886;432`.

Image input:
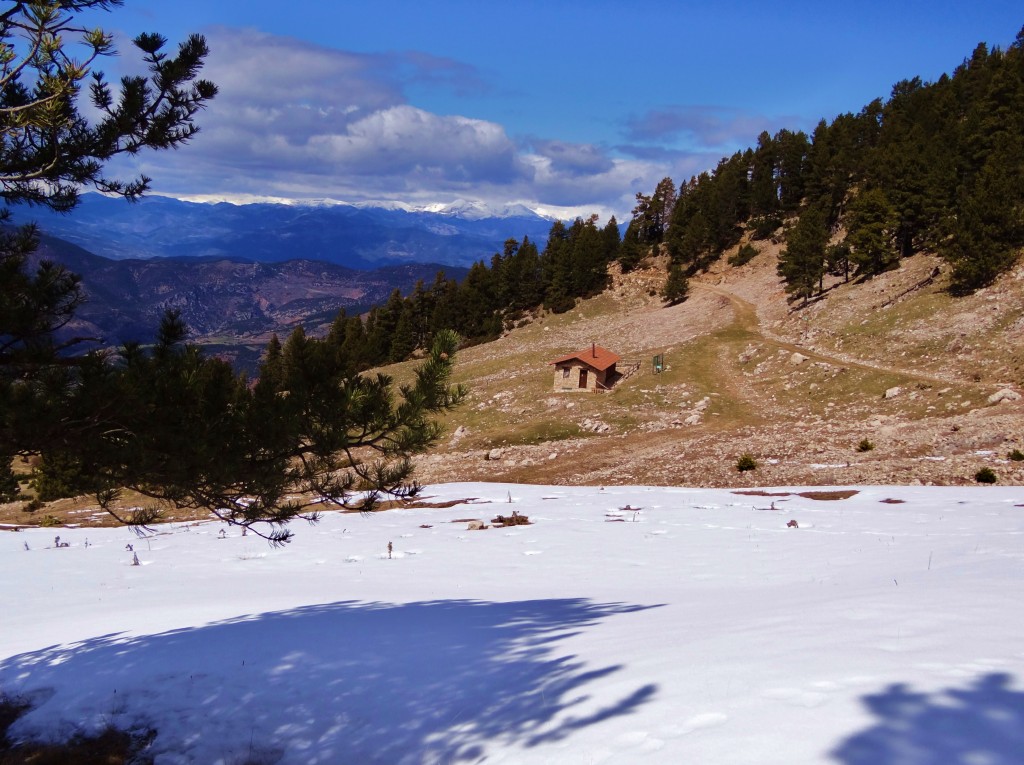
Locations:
2;482;1023;764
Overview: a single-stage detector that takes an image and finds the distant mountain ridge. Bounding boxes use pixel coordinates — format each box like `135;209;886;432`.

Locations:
13;193;557;269
31;234;466;354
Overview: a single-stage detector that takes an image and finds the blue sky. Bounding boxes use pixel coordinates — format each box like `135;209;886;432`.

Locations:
97;1;1022;219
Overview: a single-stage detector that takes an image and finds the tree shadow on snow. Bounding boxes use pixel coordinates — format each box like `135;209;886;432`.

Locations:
0;598;661;763
832;673;1024;765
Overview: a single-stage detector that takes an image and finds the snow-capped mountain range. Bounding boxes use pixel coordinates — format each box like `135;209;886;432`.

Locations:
174;194;550;221
12;193;560;270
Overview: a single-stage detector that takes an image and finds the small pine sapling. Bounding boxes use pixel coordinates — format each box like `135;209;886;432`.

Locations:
736;454;757;472
1007;449;1024;462
856;439;875;453
975;467;997;484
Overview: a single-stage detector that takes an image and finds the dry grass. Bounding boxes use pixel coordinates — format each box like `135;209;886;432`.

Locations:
796;490;860;501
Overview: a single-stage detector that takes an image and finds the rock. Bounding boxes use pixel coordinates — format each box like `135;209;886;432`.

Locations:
684;413;702;426
486;448;504;461
548;452;558;460
467;520;487;531
738;345;758;364
789;352;808;365
987;389;1021;405
884;386;902;399
694;396;711;411
450;425;468;443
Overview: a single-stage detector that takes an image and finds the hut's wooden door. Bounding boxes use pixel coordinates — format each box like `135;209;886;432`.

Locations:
578;369;588;388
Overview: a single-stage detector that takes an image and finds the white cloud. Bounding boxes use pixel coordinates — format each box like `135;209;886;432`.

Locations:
108;27;681;219
625;105;805;150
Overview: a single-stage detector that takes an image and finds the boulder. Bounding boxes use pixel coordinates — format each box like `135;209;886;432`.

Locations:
486;448;504;461
789;352;808;365
884;386;902;399
987;389;1021;405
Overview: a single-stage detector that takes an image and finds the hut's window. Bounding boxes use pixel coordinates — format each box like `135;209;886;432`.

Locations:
562;367;570;378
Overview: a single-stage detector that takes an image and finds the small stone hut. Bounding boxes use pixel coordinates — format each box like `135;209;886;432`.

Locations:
548;344;620;392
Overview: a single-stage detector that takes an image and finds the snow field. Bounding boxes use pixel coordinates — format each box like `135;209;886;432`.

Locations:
1;483;1023;764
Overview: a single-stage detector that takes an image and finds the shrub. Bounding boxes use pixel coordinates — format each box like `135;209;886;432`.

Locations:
728;243;758;267
736;453;757;472
22;498;44;513
856;438;875;453
750;215;782;240
1007;448;1024;462
975;467;997;484
30;453;95;502
38;514;62;527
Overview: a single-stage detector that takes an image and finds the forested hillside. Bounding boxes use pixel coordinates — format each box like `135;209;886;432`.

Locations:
623;28;1024;297
348;28;1024;375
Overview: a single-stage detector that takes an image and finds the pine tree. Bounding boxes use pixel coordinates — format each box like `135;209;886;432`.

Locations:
2;1;216;494
662;264;690;305
389;303;417;362
259;333;285;389
847;188;899;276
825;242;853;282
0;452;19;502
602;216;621;264
0;2;217;213
618;221;644;273
776;129;810;211
0;5;468;542
777;206;829;303
541;220;576;313
749;131;779;216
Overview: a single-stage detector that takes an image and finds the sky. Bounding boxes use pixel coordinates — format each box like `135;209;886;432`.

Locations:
90;1;1024;219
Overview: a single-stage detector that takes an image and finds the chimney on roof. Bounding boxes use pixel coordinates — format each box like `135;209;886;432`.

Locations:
592;342;596;357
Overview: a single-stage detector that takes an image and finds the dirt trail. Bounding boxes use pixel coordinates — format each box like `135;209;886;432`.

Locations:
693;281;970;388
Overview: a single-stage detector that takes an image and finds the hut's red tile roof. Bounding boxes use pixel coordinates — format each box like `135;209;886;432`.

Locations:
547;345;620;372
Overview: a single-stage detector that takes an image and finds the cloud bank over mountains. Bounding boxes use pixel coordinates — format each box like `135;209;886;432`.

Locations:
116;27;778;220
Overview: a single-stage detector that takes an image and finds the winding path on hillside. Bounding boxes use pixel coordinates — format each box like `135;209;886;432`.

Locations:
691;281;974;389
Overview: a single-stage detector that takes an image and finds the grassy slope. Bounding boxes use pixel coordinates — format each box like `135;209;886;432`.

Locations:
412;244;1024;489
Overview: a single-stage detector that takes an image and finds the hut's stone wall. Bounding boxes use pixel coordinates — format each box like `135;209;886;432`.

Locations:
552;361;610;392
